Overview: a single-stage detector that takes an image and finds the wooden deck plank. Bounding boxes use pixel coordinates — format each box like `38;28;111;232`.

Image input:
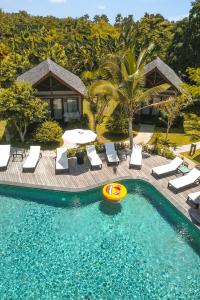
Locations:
0;153;200;227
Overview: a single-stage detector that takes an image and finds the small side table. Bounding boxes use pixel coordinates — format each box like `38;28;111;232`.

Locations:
118;150;127;161
177;164;191;176
12;148;26;161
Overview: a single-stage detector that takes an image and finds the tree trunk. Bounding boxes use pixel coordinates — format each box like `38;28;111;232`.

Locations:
128;115;133;149
166;122;171;140
93;115;97;132
20;132;25;143
14;121;27;143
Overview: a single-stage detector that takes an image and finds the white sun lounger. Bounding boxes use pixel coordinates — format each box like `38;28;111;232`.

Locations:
152;157;183;177
168;168;200;192
23;146;41;172
129;144;142;169
0;145;11;170
105;142;119;165
86;145;102;170
187;191;200;206
56;147;69;174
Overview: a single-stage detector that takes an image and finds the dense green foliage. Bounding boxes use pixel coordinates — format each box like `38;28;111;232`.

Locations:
106;103;129;136
168;0;200;73
183;68;200;97
158;92;192;140
33;120;62;144
182;67;200;138
0;0;199;89
0;82;47;142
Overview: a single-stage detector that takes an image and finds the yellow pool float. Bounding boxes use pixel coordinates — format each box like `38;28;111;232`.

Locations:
102;183;127;203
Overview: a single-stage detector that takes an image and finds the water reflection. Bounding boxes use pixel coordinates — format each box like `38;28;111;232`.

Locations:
99;200;122;215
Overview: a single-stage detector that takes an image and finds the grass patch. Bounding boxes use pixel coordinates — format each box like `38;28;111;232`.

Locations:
181;149;200;165
83;100;94;130
0;120;7;141
149;127;200;146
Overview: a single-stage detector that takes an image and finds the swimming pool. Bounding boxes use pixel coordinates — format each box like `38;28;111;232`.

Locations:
0;180;200;299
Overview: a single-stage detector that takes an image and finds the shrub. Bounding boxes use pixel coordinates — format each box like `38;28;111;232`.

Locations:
106;103;129;136
154;145;175;159
67;114;89;130
150;136;175;159
34;120;62;144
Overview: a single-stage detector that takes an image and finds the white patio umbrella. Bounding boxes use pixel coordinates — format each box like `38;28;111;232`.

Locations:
62;129;97;146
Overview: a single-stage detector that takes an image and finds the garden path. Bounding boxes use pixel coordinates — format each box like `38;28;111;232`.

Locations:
132;124;155;144
173;141;200;155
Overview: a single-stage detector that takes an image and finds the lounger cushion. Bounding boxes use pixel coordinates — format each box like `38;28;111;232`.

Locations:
188;191;200;203
23;146;41;169
0;145;10;168
152;157;183;176
130;145;142;166
169;168;200;190
86;146;102;166
56;148;68;171
105;142;119;163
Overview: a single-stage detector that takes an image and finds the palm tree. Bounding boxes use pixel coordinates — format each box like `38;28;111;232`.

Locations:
93;45;170;148
86;78;117;131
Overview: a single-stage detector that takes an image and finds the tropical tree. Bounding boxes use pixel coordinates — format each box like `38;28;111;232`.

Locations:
0;82;47;142
95;45;170;148
168;0;200;73
182;68;200;97
86;79;117;131
182;67;200;139
184;113;200;139
158;93;192;140
135;13;175;62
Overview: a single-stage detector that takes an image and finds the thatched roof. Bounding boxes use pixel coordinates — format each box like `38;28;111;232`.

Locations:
144;57;183;92
16;58;86;96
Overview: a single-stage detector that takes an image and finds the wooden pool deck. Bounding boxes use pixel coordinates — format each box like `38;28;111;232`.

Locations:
0;152;200;227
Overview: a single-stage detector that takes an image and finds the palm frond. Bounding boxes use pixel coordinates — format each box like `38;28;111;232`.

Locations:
137;43;154;69
89;80;118;99
123;48;137;75
137;83;170;103
136;97;175;113
101;61;121;82
120;61;129;81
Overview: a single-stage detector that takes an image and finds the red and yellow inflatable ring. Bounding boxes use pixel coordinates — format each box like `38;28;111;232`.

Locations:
102;183;127;202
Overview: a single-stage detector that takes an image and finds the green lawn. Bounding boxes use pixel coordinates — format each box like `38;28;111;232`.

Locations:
148;127;200;146
181;149;200;165
0;120;6;141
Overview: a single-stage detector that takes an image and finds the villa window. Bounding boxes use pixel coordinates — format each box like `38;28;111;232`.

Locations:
65;97;79;113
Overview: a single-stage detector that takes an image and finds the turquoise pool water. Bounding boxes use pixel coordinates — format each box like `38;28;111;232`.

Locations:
0;180;200;299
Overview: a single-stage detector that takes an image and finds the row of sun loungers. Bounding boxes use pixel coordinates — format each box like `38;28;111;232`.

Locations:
168;168;200;192
151;156;200;192
0;144;200;201
0;145;42;172
0;142;142;172
151;157;200;204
